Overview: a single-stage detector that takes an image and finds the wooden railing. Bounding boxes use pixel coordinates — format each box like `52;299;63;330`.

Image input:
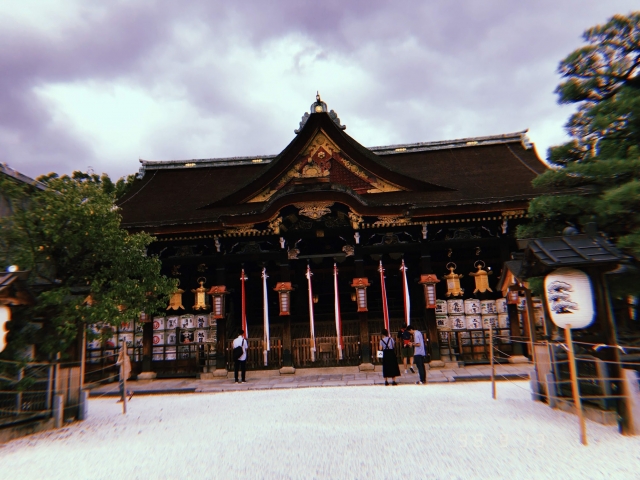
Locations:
226;338;283;370
292;336;361;367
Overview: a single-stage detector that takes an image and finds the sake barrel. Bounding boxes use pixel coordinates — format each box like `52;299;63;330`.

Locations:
464;299;481;315
435;300;448;315
195;315;208;329
517;297;527;311
480;300;496;315
118;333;134;347
180;314;194;329
152;332;164;345
436;315;450;330
498;313;510;329
450;315;467;330
447;299;464;315
482;314;498;329
466;315;482;329
165;348;176;361
166;331;177;345
166;316;179;329
496;298;507;314
460;331;471;345
152;317;165;330
195;329;208;343
471;331;484;345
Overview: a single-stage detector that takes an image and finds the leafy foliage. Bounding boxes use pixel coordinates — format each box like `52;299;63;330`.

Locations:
518;12;640;259
0;171;175;359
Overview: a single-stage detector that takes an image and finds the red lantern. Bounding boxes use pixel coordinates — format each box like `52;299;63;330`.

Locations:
206;285;228;319
419;274;440;309
274;282;294;316
350;278;371;312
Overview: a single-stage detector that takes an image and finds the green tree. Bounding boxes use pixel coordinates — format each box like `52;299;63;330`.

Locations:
518;12;640;256
0;171;175;359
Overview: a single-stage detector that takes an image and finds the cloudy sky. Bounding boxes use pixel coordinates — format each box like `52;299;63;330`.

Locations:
2;1;638;181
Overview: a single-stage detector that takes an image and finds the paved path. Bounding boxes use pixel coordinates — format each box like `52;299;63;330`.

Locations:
89;363;533;397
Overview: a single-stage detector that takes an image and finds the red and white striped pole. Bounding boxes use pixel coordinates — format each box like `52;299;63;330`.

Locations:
400;259;411;326
240;269;248;338
379;261;390;332
305;264;316;362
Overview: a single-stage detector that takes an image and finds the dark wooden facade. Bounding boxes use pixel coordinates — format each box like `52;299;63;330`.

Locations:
118;97;552;376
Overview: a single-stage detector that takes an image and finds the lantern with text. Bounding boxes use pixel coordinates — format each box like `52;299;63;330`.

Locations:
350;278;371;312
544;267;595;329
444;262;464;297
419;274;440;309
191;277;209;311
274;282;294;316
206;285;228;319
507;287;520;305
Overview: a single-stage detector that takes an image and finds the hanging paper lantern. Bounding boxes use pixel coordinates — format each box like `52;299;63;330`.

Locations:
191;277;209;311
206;285;228;319
274;282;294;315
444;262;464;297
544;267;595;329
350;278;370;312
418;274;440;309
469;260;493;293
167;281;185;311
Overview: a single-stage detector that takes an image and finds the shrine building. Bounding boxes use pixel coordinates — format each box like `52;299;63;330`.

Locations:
114;96;550;378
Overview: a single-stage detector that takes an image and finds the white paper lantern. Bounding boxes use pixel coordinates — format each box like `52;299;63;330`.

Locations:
544;267;595;329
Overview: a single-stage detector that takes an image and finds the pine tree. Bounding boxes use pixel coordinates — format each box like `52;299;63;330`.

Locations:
518;12;640;257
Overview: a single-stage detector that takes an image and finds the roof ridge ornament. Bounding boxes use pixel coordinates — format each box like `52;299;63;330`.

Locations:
295;92;346;133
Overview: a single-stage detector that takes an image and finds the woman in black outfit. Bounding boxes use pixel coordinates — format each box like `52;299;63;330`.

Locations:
379;329;400;385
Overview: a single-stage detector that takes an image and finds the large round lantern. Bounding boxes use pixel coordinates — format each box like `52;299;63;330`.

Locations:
544;267;595;329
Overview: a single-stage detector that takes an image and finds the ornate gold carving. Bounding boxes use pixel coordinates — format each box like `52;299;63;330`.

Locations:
339;157;402;193
304;131;339;157
268;217;283;234
501;210;526;217
225;225;260;235
348;211;363;229
295;202;333;220
373;215;410;226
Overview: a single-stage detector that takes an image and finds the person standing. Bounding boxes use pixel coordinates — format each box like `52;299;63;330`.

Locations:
379;329;400;386
407;325;427;384
399;324;415;374
233;330;248;383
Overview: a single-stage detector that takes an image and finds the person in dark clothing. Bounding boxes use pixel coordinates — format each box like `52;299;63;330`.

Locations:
399;324;415;374
379;329;400;385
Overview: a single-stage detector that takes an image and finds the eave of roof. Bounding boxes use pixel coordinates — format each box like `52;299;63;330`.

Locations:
0;164;46;190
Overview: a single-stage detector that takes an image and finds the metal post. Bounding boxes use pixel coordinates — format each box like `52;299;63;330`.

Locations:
566;325;587;445
490;326;496;400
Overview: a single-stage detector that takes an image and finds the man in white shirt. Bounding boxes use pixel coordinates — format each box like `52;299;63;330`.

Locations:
407;325;427;385
232;330;248;383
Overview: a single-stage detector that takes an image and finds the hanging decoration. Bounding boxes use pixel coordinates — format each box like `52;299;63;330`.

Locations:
544;267;595;329
378;261;390;332
240;269;248;338
469;260;493;294
274;282;294;315
400;259;411;325
206;285;228;319
350;277;370;312
167;281;185;311
191;277;209;310
333;263;343;360
305;264;317;362
262;268;270;366
444;262;464;297
419;274;440;309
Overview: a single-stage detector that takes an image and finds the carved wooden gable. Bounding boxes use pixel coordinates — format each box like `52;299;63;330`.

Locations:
247;131;403;203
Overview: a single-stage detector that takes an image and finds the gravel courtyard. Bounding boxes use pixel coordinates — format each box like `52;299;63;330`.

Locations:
1;382;639;480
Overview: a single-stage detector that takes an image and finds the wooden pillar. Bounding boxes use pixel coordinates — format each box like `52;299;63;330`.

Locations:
142;321;153;372
280;260;293;367
421;251;441;361
594;268;632;434
215;266;227;371
507;302;524;356
355;255;371;365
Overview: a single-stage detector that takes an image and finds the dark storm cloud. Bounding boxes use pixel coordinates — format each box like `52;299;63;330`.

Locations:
1;1;638;180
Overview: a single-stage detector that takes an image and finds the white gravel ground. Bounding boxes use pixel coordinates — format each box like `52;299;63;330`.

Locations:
1;382;639;480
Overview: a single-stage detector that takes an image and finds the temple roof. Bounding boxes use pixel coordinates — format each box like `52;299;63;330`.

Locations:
119;101;551;232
